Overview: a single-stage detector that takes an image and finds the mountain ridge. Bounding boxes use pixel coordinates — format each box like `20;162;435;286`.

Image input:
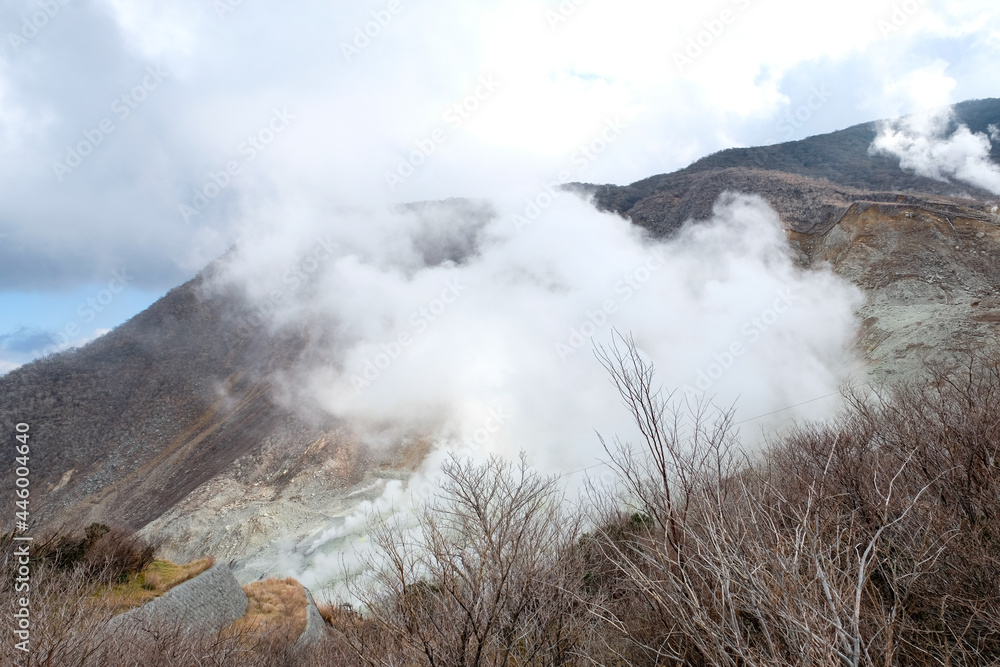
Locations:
575;97;1000;235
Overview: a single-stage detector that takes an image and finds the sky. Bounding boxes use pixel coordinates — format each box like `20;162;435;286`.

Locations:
0;0;998;372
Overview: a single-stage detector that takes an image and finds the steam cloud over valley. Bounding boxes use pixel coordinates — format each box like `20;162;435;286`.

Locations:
208;190;864;585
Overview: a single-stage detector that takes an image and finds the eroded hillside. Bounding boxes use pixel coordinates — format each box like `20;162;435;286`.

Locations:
3;106;1000;580
795;195;1000;382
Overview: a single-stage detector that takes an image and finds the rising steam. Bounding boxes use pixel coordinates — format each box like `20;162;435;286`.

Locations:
870;106;1000;195
211;189;864;586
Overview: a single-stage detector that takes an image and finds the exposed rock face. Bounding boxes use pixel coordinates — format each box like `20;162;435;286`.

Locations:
794;197;1000;383
142;465;415;579
106;562;248;635
294;588;331;650
583;167;1000;383
0;199;493;541
0;267;366;533
0;215;458;576
577;168;997;240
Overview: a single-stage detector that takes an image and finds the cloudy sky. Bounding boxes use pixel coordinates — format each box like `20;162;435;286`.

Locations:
0;0;998;371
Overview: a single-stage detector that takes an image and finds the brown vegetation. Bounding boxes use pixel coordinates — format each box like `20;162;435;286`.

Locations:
0;527;346;666
29;522;157;581
584;98;1000;231
335;453;587;666
100;556;215;613
326;335;1000;666
573;336;1000;665
4;336;1000;665
229;577;309;644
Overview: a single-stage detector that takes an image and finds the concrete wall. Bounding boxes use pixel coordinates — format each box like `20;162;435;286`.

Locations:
107;563;331;650
107;562;248;635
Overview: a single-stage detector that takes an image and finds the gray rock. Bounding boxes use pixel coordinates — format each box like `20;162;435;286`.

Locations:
106;562;248;636
293;588;330;650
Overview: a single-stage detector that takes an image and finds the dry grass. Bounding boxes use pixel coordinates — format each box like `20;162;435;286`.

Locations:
227;577;309;644
96;556;215;614
0;549;345;666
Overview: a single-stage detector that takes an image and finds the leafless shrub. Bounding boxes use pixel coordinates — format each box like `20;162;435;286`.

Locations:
582;334;1000;666
5;342;1000;666
29;523;156;583
335;453;590;666
0;533;348;666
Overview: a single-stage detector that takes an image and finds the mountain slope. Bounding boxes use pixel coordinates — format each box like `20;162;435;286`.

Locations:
0;267;370;532
2;102;1000;576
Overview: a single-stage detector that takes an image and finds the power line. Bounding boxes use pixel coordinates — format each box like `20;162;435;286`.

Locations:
564;462;609;477
733;390;842;425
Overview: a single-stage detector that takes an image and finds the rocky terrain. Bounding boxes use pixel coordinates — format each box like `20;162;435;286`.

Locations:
107;562;249;635
585;167;1000;383
795;194;1000;383
2;100;999;581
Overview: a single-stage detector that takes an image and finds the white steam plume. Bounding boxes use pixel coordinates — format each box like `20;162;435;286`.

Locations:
870;106;1000;195
212;190;864;587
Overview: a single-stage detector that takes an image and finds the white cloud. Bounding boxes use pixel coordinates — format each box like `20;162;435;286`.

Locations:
97;0;207;62
215;190;863;585
0;0;997;327
881;59;958;113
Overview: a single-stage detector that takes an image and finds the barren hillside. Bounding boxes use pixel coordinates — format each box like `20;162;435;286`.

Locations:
3;102;999;576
